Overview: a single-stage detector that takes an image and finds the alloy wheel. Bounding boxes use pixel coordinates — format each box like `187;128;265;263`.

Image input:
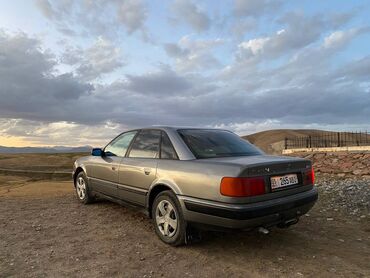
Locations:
76;177;86;200
155;200;178;237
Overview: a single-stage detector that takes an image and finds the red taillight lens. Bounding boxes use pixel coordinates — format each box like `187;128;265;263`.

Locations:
220;177;266;197
303;167;315;185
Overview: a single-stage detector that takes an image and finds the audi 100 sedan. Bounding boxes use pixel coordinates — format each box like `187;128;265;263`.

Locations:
73;127;318;246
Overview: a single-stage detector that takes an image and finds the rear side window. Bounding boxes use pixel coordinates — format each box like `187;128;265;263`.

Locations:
178;129;262;159
104;131;137;157
161;132;178;160
128;130;161;158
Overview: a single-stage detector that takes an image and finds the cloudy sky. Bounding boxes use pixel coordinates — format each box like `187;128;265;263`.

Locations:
0;0;370;147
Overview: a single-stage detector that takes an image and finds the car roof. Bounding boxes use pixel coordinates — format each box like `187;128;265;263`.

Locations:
140;126;228;132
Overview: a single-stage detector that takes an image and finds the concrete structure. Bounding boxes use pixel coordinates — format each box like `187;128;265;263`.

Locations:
282;146;370;154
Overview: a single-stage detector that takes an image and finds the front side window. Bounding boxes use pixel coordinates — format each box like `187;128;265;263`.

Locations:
128;130;161;158
161;132;178;159
104;131;137;157
178;129;263;159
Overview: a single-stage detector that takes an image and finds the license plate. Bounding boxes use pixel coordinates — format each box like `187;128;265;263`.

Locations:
270;174;298;190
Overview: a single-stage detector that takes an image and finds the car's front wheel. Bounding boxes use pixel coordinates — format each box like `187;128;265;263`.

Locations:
152;191;186;246
75;172;94;204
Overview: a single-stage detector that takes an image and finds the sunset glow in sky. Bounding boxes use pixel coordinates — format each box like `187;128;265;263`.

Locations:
0;0;370;147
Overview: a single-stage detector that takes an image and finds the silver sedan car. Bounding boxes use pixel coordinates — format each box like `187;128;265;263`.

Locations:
73;127;318;246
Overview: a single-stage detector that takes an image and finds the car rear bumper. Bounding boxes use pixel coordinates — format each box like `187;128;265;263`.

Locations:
178;187;318;230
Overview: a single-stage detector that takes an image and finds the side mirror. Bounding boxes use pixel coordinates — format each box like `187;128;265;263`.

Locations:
91;148;103;156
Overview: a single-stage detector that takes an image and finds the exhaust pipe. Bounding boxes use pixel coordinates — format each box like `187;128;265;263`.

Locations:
258;227;270;234
277;218;299;228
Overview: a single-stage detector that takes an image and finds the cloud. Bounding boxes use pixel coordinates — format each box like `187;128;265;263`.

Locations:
35;0;148;39
62;37;124;81
0;33;212;127
0;31;93;122
35;0;55;19
171;0;210;32
236;12;351;61
323;27;370;49
164;35;224;72
239;37;270;55
3;2;370;146
117;0;148;34
233;0;283;17
230;18;257;39
2;29;369;133
336;55;370;81
0;118;124;147
123;66;192;96
330;10;358;28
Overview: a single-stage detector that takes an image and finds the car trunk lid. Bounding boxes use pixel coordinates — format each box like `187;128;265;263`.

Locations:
202;155;310;175
204;155;312;201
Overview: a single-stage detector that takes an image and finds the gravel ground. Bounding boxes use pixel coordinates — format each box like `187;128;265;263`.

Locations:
0;175;369;278
316;174;370;218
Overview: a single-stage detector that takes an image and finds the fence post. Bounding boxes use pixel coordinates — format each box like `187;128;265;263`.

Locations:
337;132;340;147
356;132;359;146
284;137;288;150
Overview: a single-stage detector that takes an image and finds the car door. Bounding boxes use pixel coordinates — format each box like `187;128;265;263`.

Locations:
117;129;161;205
89;131;137;198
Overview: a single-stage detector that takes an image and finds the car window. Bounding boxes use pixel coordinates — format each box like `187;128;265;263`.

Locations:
104;131;137;157
178;129;263;159
161;132;178;159
128;130;161;158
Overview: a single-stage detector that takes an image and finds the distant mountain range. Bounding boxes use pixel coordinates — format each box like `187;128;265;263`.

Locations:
0;145;92;154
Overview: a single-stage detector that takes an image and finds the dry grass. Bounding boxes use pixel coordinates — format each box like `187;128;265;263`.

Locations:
0;153;88;171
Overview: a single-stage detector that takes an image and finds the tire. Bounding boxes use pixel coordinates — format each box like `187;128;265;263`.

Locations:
152;191;186;246
74;172;94;204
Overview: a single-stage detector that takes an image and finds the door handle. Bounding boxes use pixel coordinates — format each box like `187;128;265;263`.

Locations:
144;168;151;175
112;166;117;171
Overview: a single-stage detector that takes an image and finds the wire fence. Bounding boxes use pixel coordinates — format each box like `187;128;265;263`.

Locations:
285;131;370;149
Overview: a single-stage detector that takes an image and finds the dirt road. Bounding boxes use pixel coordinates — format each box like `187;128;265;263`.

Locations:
0;176;369;278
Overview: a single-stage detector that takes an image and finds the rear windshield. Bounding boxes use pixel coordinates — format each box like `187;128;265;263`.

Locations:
178;129;263;159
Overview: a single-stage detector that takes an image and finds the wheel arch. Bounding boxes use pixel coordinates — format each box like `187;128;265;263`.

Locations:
146;181;181;218
73;166;87;186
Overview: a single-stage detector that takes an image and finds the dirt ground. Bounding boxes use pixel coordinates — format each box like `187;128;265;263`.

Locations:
0;175;369;278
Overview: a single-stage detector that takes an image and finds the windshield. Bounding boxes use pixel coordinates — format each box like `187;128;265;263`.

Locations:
178;129;263;159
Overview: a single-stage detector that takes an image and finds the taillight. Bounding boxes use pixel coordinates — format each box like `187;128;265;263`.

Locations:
220;177;266;197
303;167;315;185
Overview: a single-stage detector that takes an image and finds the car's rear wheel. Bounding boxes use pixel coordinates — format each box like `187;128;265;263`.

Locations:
75;172;94;204
152;191;186;246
